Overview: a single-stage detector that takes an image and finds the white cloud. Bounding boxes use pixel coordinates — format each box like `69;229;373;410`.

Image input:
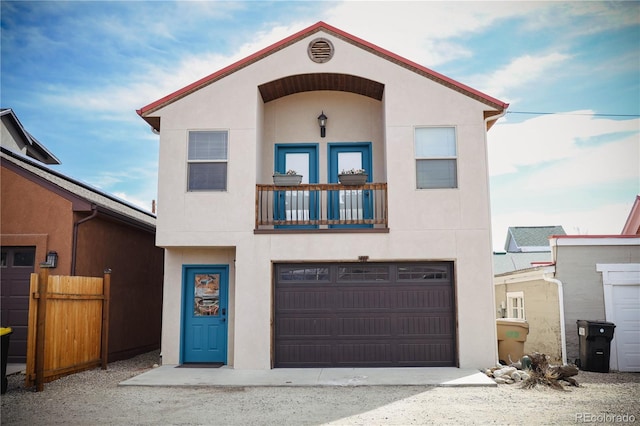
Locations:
479;53;571;101
488;112;640;177
323;1;537;67
112;192;155;213
522;133;639;190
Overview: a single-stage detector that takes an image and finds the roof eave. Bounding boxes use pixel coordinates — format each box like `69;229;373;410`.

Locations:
137;21;509;131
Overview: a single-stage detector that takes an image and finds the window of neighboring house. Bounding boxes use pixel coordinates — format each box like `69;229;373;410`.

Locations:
187;130;228;191
506;291;525;320
415;127;457;189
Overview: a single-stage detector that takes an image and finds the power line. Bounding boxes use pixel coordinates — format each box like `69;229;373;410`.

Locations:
506;111;640;117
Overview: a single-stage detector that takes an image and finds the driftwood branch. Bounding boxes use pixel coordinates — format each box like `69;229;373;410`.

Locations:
522;352;579;390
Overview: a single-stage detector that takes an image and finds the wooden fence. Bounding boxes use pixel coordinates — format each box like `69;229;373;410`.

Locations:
25;268;111;391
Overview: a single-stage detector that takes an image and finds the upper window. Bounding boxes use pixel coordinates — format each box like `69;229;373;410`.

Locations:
187;131;228;191
414;127;457;189
506;291;525;320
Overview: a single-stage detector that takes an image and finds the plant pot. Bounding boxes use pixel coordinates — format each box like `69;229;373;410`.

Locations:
273;175;303;186
338;174;368;185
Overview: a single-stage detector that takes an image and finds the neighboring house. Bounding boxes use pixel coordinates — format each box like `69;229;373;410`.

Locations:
1;109;60;165
622;195;640;235
493;226;564;275
551;235;639;372
137;21;509;369
504;226;566;253
493;221;640;371
1;115;164;364
494;226;565;362
494;265;563;362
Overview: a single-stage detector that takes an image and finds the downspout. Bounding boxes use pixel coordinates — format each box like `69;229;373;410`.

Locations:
71;204;98;275
543;273;568;366
484;109;507;365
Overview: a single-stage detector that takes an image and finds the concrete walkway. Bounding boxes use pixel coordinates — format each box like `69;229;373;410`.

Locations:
6;363;25;376
119;365;496;387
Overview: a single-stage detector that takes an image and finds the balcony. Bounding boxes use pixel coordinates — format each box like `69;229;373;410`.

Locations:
255;183;388;232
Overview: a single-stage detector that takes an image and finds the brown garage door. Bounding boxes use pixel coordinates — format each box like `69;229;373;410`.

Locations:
0;247;36;363
274;262;456;367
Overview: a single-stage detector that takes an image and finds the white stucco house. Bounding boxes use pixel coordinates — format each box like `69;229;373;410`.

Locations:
137;22;509;369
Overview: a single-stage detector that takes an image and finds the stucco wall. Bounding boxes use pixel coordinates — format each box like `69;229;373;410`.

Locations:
555;243;640;363
2;162;164;362
152;29;499;369
1;165;74;274
495;279;562;362
161;248;237;366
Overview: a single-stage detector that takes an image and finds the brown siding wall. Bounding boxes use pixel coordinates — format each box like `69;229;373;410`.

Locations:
2;162;164;362
75;216;164;361
1;165;74;274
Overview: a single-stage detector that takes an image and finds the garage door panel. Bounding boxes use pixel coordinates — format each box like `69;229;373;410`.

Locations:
397;287;452;309
275;262;456;367
337;317;392;336
277;317;333;337
335;343;392;365
276;289;334;311
276;343;332;367
398;342;454;365
339;289;393;309
612;284;640;372
397;315;454;336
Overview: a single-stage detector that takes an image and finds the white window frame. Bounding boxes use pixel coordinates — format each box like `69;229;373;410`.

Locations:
506;291;525;320
414;126;458;189
187;130;228;191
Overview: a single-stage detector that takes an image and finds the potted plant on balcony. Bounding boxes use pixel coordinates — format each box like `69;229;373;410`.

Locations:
273;169;303;186
338;168;368;185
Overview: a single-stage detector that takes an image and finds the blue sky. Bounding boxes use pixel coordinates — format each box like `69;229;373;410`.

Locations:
2;1;638;249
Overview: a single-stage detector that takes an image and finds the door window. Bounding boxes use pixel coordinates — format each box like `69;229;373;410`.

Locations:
194;274;220;316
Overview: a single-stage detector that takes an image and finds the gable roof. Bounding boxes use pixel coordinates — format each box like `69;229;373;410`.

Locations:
1;108;61;165
504;226;566;252
493;251;554;275
137;21;509;131
622;195;640;235
1;146;155;231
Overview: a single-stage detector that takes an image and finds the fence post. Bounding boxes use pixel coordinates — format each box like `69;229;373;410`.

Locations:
101;269;111;370
35;268;49;392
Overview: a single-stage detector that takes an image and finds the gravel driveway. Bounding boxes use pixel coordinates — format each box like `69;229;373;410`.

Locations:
2;351;638;425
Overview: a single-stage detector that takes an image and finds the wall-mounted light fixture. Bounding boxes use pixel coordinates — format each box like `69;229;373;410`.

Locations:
317;111;328;138
40;251;58;268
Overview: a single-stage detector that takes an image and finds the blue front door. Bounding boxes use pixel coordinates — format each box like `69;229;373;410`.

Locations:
328;143;373;227
182;265;228;363
274;144;319;228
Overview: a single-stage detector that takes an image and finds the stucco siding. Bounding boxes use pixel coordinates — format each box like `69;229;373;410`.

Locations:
1;165;75;274
556;244;640;363
151;28;499;369
495;279;562;362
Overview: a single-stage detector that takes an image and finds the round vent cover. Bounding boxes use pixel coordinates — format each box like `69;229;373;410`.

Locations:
308;38;334;63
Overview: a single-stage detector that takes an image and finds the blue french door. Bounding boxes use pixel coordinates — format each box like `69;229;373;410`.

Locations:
182;265;228;363
328;143;373;228
274;144;319;228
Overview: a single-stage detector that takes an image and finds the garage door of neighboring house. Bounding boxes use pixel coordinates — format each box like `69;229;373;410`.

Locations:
274;262;456;367
598;263;640;372
0;246;36;363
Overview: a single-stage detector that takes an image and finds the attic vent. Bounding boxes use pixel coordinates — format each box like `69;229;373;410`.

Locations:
308;38;334;63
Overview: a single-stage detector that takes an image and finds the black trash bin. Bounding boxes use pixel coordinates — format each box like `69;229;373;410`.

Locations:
1;327;13;394
577;320;615;373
